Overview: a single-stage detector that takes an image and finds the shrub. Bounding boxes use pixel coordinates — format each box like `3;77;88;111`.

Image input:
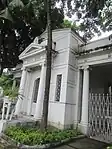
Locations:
4;87;19;100
0;75;13;90
5;126;81;146
0;75;19;100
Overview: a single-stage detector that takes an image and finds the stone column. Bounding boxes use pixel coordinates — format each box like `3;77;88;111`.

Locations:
15;67;27;115
80;66;89;134
26;70;32;115
74;69;80;125
34;62;46;119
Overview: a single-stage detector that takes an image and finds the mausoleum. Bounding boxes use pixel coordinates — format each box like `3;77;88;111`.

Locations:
14;28;112;142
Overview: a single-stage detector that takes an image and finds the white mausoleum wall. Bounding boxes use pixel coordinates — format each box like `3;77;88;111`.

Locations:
63;31;84;128
41;29;71;50
48;65;68;128
84;36;112;51
48;29;84;128
48;30;70;128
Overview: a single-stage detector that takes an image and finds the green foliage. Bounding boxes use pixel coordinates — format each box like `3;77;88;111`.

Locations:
61;19;81;34
4;87;18;99
0;75;19;99
0;0;111;58
0;75;13;90
0;0;112;43
5;126;81;145
0;0;64;73
62;19;80;30
58;0;112;40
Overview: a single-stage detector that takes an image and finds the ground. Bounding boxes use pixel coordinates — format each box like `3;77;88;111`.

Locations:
54;138;108;149
0;136;108;149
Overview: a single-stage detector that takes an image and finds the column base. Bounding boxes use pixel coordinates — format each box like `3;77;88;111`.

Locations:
73;120;79;129
15;99;22;115
0;120;7;133
34;110;42;120
34;115;42;120
78;122;88;135
34;101;43;120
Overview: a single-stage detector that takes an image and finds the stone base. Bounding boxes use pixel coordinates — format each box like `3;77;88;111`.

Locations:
0;120;7;133
48;121;75;130
73;121;79;129
78;122;88;135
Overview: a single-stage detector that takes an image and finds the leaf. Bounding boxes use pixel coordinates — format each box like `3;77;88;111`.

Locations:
9;0;24;8
0;7;13;22
24;2;32;9
23;2;32;14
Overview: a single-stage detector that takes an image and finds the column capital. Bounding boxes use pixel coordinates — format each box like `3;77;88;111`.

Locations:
39;61;46;67
80;65;89;70
21;67;26;71
21;67;32;72
26;68;32;72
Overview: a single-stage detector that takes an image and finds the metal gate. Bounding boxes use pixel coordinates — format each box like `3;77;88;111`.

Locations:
89;93;112;143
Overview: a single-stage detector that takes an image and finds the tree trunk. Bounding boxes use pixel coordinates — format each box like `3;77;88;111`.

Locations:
41;0;52;130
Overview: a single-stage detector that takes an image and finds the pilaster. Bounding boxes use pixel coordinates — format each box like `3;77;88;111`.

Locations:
34;62;46;119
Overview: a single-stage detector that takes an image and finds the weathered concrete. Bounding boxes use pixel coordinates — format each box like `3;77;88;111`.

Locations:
53;138;108;149
0;137;17;149
0;135;108;149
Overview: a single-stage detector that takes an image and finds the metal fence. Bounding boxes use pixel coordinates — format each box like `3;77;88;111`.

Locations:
89;93;112;143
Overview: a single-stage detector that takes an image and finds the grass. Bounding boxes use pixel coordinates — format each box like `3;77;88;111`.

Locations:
5;126;81;146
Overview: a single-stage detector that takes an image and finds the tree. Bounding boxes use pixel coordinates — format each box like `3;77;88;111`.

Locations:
41;0;52;130
0;0;110;75
0;0;64;75
62;19;80;31
62;0;112;40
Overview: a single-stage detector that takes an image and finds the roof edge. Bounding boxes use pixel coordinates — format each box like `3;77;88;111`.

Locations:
40;28;85;43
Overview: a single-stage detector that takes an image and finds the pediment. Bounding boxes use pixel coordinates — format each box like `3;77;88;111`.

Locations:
19;43;43;60
26;46;37;54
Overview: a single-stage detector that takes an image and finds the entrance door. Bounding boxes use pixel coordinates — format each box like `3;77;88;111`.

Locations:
89;93;112;143
31;78;40;115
